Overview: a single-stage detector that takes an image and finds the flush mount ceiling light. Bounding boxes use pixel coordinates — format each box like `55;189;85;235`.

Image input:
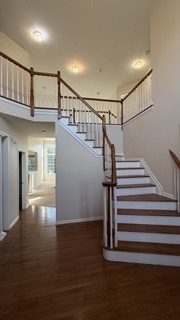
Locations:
33;30;44;42
72;66;79;73
132;59;145;69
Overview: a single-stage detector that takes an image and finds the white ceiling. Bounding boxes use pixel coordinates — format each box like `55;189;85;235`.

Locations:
1;114;55;138
0;0;157;98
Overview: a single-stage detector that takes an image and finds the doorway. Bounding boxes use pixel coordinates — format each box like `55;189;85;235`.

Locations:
28;138;56;207
18;151;26;211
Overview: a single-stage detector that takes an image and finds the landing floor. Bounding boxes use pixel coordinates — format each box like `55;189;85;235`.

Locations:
29;181;56;207
0;206;180;319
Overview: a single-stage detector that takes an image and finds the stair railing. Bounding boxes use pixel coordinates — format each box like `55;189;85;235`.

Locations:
121;69;153;126
0;51;117;246
60;95;120;124
169;150;180;212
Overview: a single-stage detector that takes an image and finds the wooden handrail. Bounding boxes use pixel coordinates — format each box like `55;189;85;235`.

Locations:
60;77;103;121
0;51;30;73
33;71;57;77
169;150;180;169
102;115;117;186
61;95;121;103
122;69;153;102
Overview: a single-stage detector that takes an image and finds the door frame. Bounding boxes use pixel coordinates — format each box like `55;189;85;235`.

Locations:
18;150;28;210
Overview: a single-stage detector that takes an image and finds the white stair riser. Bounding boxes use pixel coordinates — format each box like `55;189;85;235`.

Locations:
116;201;177;211
68;126;78;134
115;186;156;196
61;118;69;125
117;177;151;185
116;162;141;169
116;215;180;226
117;169;145;176
103;249;180;267
117;231;180;245
76;133;87;141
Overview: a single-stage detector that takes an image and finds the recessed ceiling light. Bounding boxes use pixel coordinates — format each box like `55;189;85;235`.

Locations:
97;68;102;73
132;59;145;69
42;130;46;135
72;66;79;73
96;91;100;95
33;30;44;42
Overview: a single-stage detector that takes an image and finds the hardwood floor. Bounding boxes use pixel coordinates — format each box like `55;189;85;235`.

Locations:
1;205;180;320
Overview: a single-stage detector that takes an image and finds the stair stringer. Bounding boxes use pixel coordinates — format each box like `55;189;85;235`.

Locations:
59;118;102;158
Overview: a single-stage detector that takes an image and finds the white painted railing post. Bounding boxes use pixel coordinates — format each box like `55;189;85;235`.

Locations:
109;186;113;249
177;168;180;213
113;186;118;247
103;187;108;247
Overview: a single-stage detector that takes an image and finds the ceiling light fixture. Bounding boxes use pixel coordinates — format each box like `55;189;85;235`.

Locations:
72;66;79;73
42;130;46;135
132;59;145;69
33;30;44;42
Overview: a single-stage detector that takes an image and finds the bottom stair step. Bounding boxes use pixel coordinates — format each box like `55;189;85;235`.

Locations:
116;241;180;256
103;243;180;267
103;248;180;267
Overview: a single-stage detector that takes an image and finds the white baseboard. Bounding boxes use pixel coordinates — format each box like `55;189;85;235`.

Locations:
140;158;163;193
56;216;103;225
9;216;19;229
161;192;176;200
0;231;7;241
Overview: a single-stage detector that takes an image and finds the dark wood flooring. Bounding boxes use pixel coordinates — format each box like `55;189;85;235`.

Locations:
1;205;180;320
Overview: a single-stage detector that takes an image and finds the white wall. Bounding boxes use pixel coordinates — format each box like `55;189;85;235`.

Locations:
0;32;31;67
107;125;123;155
56;122;104;223
0;115;29;230
28;138;43;190
123;0;180;195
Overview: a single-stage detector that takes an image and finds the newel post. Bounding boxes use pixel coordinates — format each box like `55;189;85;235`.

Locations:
120;99;123;128
102;115;106;171
30;67;34;117
57;71;61;119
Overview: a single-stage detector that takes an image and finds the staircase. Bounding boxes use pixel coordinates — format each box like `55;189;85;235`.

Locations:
104;157;180;267
1;51;180;267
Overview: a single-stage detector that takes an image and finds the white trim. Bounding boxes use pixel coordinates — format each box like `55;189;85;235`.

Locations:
140;158;163;193
103;248;180;267
0;231;7;241
123;105;154;126
117;231;180;245
9;216;19;229
162;192;176;200
56;216;103;225
59;119;102;158
116;200;177;210
116;214;180;226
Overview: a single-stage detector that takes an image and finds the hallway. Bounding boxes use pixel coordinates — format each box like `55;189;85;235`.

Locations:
29;181;56;207
0;206;180;319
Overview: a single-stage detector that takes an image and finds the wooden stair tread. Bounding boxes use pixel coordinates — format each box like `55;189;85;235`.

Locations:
115;242;180;256
116;183;155;189
118;224;180;234
116;167;143;170
117;194;177;202
68;123;77;126
116;160;140;163
84;139;95;141
117;209;179;216
93;146;102;149
117;175;150;178
76;131;87;134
